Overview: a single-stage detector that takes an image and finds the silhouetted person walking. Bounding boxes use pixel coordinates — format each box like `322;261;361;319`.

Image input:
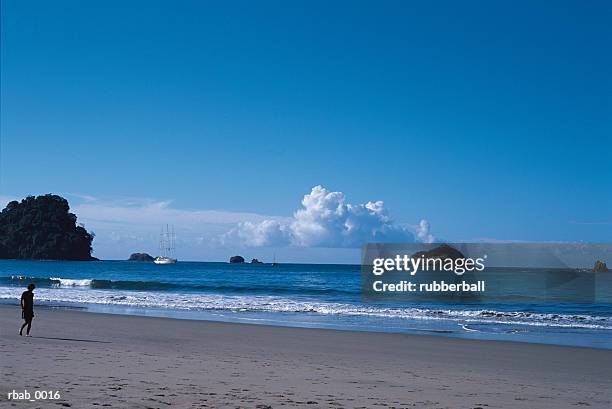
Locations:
20;283;35;336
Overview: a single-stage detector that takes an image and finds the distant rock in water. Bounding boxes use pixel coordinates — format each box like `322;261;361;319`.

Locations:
251;258;263;264
412;244;466;260
0;194;96;261
230;255;245;263
593;260;609;272
128;253;154;262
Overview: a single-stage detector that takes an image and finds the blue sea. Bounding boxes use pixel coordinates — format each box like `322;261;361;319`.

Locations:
1;260;610;349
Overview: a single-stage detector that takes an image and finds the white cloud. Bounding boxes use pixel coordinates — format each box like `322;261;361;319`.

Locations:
223;185;433;248
416;219;435;243
221;219;291;247
68;197;288;259
74;198;284;229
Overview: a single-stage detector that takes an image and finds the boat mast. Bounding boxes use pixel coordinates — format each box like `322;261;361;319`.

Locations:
171;225;176;259
166;224;170;258
159;226;165;257
157;224;177;261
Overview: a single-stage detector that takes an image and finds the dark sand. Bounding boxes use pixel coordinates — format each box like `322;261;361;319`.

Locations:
1;305;610;408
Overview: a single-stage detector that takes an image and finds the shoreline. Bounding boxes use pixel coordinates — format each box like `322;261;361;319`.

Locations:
2;300;612;351
1;297;611;350
2;304;611;408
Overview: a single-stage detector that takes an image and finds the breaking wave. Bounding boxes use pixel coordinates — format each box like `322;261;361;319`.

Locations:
0;275;356;296
0;286;609;331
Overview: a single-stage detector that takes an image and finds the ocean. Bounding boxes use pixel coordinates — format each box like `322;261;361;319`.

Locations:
1;260;610;349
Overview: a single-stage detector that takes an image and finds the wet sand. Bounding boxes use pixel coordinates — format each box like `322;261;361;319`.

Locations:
0;305;610;408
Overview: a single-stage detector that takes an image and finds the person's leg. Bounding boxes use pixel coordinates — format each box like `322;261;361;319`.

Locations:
20;320;28;335
26;318;32;335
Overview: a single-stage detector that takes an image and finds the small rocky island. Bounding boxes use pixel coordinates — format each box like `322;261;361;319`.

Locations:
229;256;265;264
229;255;245;264
128;253;155;262
0;194;96;260
412;244;466;260
593;260;609;272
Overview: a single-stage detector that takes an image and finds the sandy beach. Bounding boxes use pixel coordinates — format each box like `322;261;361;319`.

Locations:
0;305;610;409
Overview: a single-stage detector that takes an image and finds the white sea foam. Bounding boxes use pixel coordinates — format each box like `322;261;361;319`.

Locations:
48;278;93;287
0;286;609;331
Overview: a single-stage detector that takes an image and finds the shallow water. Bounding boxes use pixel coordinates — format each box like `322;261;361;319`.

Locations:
1;260;610;349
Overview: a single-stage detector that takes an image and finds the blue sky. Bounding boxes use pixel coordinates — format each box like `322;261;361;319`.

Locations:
1;1;610;261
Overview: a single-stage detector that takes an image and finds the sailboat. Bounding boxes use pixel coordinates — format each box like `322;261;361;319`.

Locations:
154;225;177;264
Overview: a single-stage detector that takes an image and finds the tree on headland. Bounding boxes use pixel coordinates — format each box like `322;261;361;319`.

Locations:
0;194;96;260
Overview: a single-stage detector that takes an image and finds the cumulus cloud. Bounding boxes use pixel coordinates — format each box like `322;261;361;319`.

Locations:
223;185;433;248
